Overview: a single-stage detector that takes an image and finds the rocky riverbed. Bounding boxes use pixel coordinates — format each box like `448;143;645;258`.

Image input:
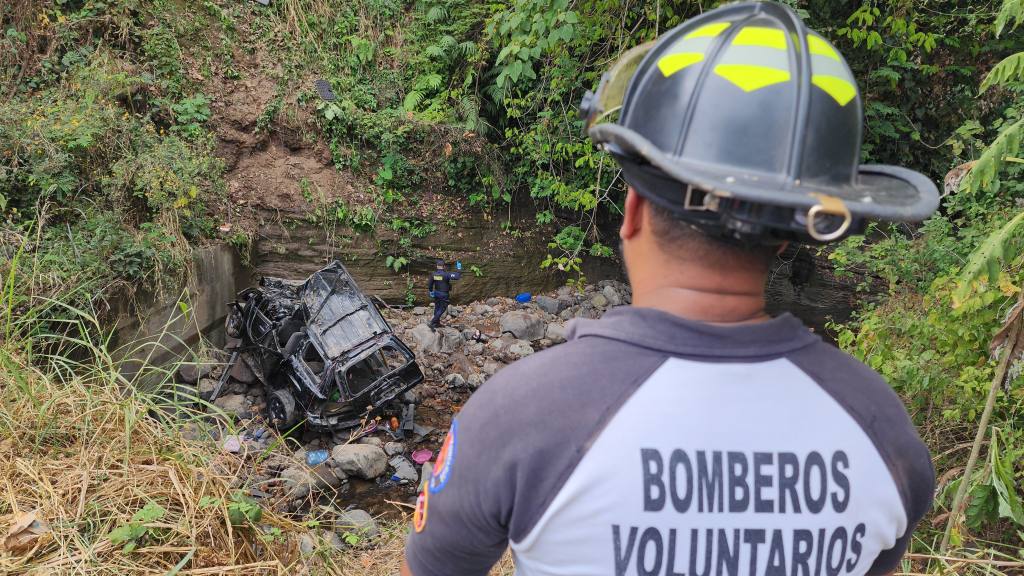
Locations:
168;280;632;551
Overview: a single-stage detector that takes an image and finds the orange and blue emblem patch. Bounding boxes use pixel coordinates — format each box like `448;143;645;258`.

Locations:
413;488;429;532
428;421;458;494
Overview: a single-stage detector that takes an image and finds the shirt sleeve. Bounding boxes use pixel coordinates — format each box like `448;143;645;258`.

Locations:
404;398;512;575
866;436;934;575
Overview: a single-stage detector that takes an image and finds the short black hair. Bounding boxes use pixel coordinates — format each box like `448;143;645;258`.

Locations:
647;202;776;269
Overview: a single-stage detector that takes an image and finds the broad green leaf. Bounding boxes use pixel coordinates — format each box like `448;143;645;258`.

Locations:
990;432;1024;525
980;52;1024;94
952;211;1024;308
995;0;1024;36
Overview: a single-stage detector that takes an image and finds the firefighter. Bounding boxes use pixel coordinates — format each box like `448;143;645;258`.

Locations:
404;3;939;575
428;259;461;329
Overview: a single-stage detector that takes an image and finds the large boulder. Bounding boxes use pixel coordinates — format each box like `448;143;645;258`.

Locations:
335;509;380;539
545;322;567;344
198;377;218;401
534;295;565;315
177;362;211;385
507;340;535;359
229;358;258;385
213;394;250;420
409;324;437;350
602;284;623;307
281;463;346;500
500;311;546;341
331;444;388;479
487;334;516;353
433;327;465;354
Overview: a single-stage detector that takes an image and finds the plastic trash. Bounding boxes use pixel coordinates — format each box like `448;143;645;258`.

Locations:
411;449;433;465
515;292;532;303
456;260;462;270
306;449;329;467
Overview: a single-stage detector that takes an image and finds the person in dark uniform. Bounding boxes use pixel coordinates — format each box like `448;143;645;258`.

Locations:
428;259;461;329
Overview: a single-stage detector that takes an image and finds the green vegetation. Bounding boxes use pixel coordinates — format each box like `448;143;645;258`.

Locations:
5;0;1024;573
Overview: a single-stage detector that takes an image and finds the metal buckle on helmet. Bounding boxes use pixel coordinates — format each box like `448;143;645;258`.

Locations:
806;193;852;242
684;184;719;212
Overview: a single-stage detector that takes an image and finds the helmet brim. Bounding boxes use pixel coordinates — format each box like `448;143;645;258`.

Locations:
590;123;939;222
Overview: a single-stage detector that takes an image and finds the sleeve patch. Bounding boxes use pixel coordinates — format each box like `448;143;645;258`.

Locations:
428;420;458;494
413;488;429;532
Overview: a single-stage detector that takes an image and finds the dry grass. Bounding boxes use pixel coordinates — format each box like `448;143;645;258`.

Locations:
0;345;305;574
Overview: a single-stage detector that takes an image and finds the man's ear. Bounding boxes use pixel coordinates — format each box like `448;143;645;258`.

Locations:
620;186;644;241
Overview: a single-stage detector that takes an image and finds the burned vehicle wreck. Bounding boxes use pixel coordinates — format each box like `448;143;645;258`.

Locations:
216;261;423;431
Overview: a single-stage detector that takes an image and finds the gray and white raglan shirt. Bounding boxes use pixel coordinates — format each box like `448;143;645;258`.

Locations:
406;307;934;576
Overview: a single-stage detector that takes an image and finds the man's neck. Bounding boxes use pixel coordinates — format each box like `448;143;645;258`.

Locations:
630;282;769;325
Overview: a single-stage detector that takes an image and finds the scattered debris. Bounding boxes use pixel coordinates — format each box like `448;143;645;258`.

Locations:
389;456;417;485
306;448;330;466
314;79;337;102
411;449;433;465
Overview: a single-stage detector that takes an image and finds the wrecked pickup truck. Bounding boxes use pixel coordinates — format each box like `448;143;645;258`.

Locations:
216;261;423;431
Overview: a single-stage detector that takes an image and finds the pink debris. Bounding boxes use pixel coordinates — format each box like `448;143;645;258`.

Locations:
411;449;433;465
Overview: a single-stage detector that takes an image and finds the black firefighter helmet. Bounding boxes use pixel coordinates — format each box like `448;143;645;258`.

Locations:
580;1;939;244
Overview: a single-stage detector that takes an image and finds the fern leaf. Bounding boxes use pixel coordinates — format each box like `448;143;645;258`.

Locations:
424;73;443;91
980;52;1024;93
403;90;424;111
458;41;479;58
424;45;444;58
439;35;457;50
425;5;448;22
953;210;1024;307
961;117;1024;195
995;0;1024;37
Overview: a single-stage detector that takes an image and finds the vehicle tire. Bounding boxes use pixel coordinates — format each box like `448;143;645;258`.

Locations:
267;388;298;429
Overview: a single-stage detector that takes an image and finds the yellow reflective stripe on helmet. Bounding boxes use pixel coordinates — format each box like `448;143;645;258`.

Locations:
714;64;791;92
657;52;705;77
807;35;840;61
811;75;856;106
731;26;787;50
684;21;731;39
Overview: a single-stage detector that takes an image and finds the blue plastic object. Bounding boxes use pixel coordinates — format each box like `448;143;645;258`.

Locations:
306;449;329;467
515;292;532;303
456;260;462;270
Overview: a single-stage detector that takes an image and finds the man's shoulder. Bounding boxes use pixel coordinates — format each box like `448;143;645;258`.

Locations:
787;340;935;517
470;333;665;407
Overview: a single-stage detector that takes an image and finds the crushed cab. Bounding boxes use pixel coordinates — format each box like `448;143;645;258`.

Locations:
223;261;423;430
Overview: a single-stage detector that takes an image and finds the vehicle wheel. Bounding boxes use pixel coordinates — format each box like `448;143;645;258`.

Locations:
267;388;298;429
225;307;243;338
